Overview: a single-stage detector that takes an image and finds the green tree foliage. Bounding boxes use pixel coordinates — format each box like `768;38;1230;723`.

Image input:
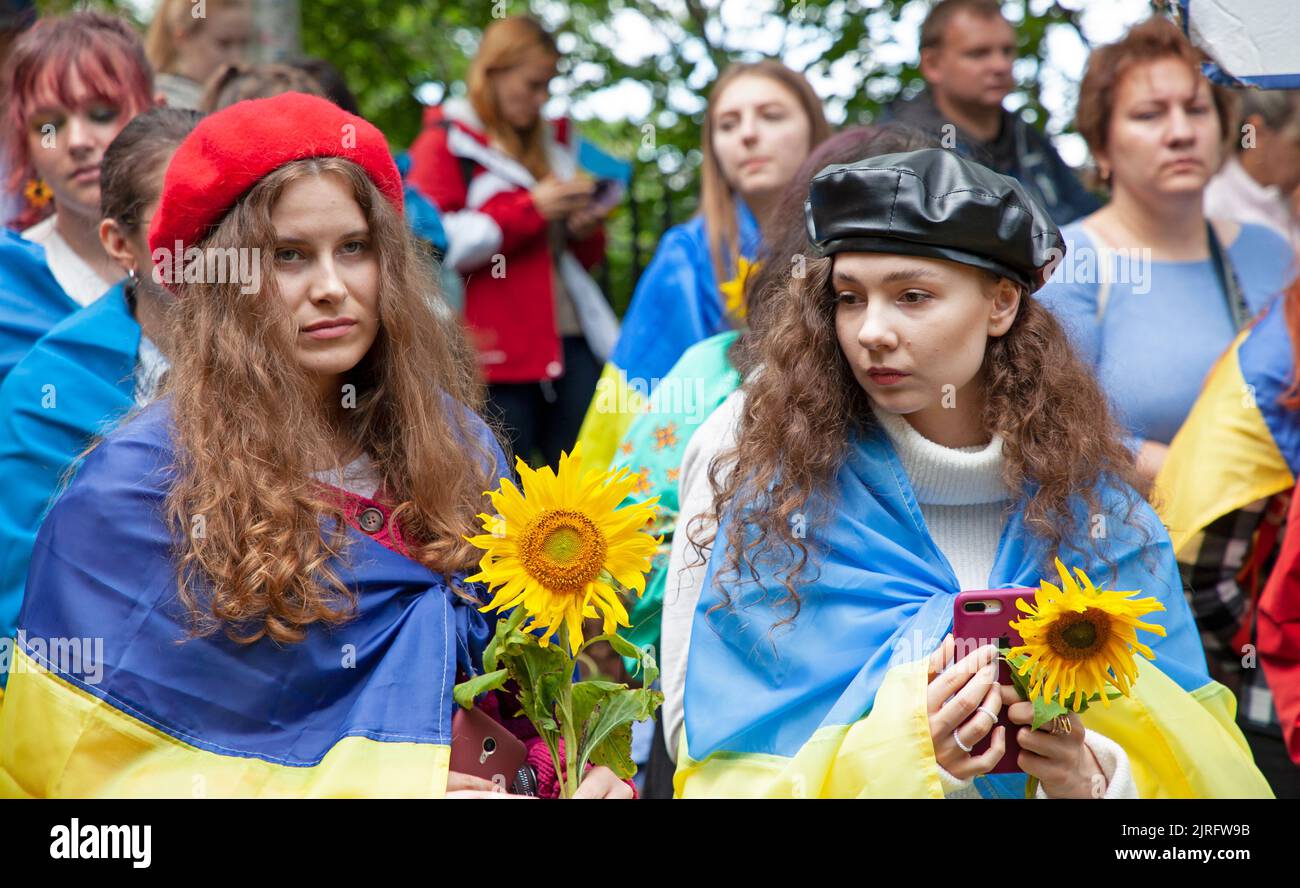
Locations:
36;0;1157;310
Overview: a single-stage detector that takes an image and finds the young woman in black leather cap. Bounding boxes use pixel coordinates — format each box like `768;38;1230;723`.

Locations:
663;148;1268;798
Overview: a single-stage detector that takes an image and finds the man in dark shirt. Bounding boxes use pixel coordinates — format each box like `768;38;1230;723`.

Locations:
887;0;1100;225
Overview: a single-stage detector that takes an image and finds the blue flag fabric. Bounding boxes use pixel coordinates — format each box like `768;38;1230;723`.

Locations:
0;282;140;644
0;229;82;384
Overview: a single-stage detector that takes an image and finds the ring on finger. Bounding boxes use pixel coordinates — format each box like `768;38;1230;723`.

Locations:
975;705;998;725
953;728;973;753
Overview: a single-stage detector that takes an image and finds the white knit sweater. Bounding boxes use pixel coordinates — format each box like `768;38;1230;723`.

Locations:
870;404;1011;591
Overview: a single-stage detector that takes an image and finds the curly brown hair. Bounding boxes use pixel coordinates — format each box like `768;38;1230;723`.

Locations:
157;157;497;645
700;251;1146;629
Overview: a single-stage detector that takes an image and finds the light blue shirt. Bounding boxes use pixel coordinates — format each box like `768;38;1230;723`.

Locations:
1037;221;1294;444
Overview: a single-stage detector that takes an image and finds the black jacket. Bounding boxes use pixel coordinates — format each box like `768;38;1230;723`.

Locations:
884;90;1101;226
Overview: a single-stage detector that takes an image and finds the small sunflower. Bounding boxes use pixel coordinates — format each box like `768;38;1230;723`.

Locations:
1008;558;1167;710
466;444;661;655
719;256;759;322
24;177;53;209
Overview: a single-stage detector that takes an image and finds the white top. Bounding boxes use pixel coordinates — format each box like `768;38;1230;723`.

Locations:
312;453;381;500
22;215;117;308
660;388;742;764
133;334;170;407
660;388;1137;797
869;404;1011;591
1205;155;1300;252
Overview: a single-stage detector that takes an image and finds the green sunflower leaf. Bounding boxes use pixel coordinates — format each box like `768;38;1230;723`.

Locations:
1000;651;1033;701
453;668;509;710
1030;695;1070;731
583;633;660;687
482;606;528;673
500;631;574;744
570;680;664;779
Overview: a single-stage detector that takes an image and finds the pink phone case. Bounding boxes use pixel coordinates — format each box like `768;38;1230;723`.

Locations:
951;588;1035;774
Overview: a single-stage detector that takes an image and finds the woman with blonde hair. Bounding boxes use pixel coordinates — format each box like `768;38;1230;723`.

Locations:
0;93;630;799
576;59;831;468
408;14;618;469
145;0;252;110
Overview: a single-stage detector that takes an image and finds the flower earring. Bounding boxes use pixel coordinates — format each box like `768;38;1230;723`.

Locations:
24;177;53;209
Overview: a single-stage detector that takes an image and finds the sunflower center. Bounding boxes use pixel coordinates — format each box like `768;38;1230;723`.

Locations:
1046;608;1112;659
519;509;607;596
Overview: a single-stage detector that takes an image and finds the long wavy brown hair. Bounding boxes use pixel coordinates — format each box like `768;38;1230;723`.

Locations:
157;156;495;645
699;60;832;284
701;250;1146;629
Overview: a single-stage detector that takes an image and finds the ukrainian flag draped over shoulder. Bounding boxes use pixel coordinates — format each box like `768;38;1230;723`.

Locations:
677;428;1272;798
1156;300;1298;554
0;229;80;384
0;399;495;798
0;283;140;646
575;204;761;469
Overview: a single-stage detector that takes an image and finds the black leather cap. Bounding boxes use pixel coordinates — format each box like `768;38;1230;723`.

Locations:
804;148;1065;291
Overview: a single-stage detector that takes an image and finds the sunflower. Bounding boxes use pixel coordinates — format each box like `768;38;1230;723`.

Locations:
719;256;759;322
1008;558;1167;710
465;444;661;655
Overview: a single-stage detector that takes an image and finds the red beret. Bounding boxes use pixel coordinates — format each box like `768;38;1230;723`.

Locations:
148;92;403;268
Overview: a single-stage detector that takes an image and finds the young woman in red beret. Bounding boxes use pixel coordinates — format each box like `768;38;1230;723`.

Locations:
0;93;631;799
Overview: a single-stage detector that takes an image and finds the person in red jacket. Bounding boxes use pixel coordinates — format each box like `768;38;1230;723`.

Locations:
407;14;618;467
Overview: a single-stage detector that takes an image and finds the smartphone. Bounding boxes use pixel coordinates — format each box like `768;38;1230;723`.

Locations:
951;588;1035;774
450;705;535;794
590;178;623;211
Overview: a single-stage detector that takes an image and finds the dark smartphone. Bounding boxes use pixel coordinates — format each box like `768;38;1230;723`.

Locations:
450;705;537;795
590;177;622;210
951;588;1035;774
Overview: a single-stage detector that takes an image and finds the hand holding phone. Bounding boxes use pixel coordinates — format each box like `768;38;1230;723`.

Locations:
926;636;1007;782
950;588;1036;773
450;704;537;795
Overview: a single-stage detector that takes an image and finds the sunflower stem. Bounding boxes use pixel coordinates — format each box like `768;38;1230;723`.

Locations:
559;625;580;799
1025;775;1040;800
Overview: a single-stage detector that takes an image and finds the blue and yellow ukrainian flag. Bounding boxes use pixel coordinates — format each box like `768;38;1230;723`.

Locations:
1156;297;1298;554
575;204;760;469
677;426;1272;798
0;399;496;797
0;283;139;649
0;228;81;385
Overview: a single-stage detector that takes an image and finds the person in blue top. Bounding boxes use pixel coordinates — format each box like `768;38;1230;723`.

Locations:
0;107;199;644
574;60;831;469
1036;17;1295;487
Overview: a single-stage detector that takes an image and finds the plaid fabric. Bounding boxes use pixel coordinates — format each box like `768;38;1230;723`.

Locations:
1176;492;1291;734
